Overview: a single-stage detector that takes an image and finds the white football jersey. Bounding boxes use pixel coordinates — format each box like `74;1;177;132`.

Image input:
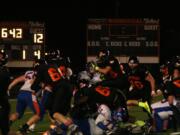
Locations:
20;71;35;92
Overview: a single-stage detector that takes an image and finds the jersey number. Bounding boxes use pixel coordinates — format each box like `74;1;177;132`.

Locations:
95;85;110;97
129;80;144;90
173;80;180;88
48;68;61;82
134;81;144;89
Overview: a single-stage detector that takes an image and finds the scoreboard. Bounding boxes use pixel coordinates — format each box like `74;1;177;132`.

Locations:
0;21;45;67
87;19;160;63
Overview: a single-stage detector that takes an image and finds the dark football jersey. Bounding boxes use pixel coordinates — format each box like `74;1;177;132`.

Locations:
75;85;126;110
31;63;66;92
127;65;150;90
97;55;122;80
167;77;180;99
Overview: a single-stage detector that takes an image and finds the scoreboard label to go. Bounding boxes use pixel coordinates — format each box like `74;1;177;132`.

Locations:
87;18;160;63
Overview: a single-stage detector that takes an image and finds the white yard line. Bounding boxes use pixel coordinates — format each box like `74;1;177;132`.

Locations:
9;99;17;102
170;132;180;135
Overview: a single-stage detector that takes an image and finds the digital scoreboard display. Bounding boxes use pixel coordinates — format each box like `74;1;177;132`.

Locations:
87;19;160;63
0;21;45;67
0;22;44;44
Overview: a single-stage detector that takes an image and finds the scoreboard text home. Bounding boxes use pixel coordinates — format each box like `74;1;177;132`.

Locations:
0;21;45;67
87;18;160;63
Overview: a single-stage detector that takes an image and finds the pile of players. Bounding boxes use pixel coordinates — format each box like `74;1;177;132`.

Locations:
1;48;180;135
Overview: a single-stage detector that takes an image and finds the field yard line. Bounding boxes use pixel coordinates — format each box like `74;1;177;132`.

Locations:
10;99;17;102
170;132;180;135
25;111;33;114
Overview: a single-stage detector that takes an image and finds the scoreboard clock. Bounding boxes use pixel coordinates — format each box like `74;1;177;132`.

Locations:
87;18;160;63
0;21;45;67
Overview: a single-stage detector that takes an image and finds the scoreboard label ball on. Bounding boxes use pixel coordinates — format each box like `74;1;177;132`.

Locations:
87;19;160;63
0;22;45;67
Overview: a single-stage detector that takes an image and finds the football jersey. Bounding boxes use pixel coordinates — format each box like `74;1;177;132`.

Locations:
127;65;150;90
97;55;122;80
20;71;35;92
167;77;180;99
31;63;66;91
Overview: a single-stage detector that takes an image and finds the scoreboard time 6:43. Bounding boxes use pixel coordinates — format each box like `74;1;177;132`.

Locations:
0;21;45;67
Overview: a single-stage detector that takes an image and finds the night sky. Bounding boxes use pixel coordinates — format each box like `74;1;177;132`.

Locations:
0;1;180;72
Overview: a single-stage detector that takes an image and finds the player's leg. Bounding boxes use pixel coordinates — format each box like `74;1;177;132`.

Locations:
52;86;73;125
0;104;10;135
127;90;151;114
52;82;80;134
40;90;52;120
151;101;172;132
28;90;52;132
19;92;41;133
9;92;27;125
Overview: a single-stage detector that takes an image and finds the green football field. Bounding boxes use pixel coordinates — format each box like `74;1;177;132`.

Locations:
8;97;179;135
9;99;50;135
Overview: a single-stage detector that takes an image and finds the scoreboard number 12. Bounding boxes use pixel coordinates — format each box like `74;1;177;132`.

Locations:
33;33;43;43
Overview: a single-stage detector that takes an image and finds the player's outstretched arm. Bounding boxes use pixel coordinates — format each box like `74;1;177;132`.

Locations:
7;75;25;93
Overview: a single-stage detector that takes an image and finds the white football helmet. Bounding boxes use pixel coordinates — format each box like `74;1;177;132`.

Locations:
96;104;112;125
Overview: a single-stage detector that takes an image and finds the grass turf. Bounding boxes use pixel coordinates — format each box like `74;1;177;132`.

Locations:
8;96;178;135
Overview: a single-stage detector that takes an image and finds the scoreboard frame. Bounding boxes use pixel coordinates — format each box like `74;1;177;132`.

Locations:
0;21;45;67
87;18;160;63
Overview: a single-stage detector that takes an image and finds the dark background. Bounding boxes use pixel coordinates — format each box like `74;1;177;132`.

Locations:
0;1;180;73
